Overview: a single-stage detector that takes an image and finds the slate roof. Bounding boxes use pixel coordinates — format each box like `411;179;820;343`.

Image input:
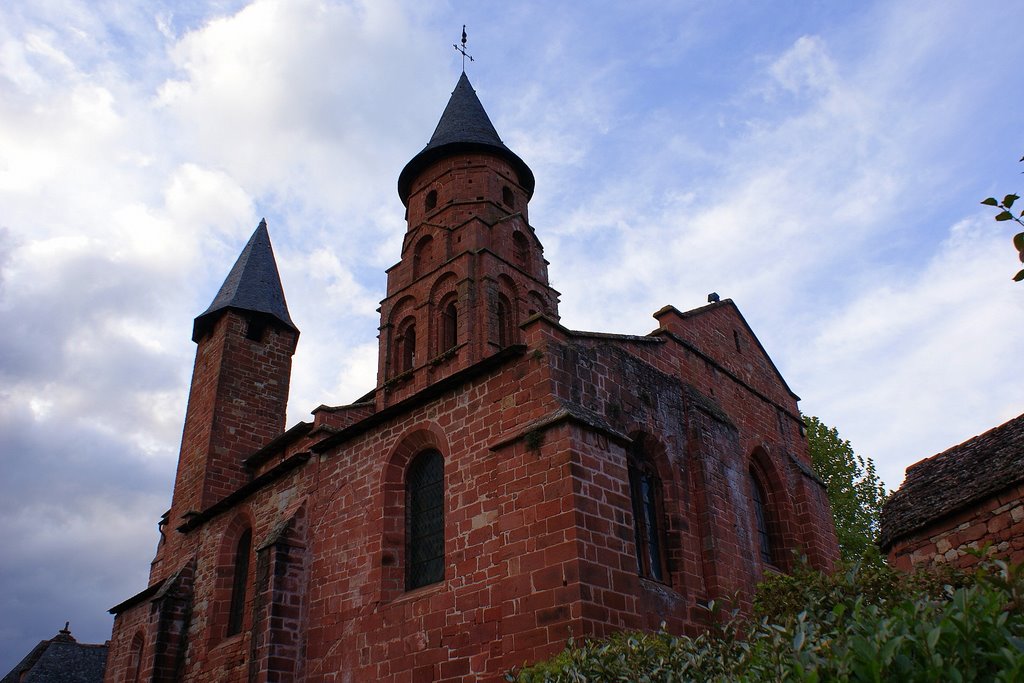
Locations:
398;72;535;205
879;412;1024;550
2;625;107;683
192;219;297;341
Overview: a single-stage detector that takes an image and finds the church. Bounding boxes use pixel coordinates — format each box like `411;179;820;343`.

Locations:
103;72;839;683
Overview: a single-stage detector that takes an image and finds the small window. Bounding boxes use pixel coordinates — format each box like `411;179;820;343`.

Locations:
441;300;458;352
502;185;515;208
425;189;437;210
226;528;252;636
750;469;775;566
245;315;267;342
628;446;667;581
406;451;444;589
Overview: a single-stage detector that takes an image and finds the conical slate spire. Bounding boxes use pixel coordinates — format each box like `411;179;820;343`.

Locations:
192;219;297;342
397;72;535;205
424;71;504;150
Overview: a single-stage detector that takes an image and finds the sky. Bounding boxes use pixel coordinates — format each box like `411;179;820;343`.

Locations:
2;0;1023;672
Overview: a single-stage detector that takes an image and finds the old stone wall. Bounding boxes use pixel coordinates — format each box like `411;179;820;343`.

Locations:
887;482;1024;571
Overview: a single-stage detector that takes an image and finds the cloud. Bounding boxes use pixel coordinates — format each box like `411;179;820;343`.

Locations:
795;216;1024;488
767;35;839;98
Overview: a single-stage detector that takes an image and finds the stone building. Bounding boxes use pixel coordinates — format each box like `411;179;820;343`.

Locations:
881;412;1024;571
103;73;838;683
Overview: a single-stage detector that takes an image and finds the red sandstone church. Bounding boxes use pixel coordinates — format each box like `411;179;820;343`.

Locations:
103;73;839;682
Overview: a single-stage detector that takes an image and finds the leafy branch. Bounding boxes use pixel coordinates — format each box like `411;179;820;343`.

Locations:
981;154;1024;281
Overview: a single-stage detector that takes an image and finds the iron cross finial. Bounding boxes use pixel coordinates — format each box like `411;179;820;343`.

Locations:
454;24;474;72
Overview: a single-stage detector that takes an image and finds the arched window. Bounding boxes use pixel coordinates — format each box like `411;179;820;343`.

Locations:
425;189;438;210
126;632;144;683
441;300;458;352
413;235;433;279
628;442;667;581
502;185;515;208
495;296;507;348
512;231;529;267
226;528;252;636
406;451;444;590
395;320;416;373
749;469;776;567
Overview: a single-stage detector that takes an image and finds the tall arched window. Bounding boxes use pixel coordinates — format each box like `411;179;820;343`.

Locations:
512;231;529;267
425;189;438;211
628;442;667;581
126;632;144;683
395;319;416;373
413;235;433;279
749;469;776;567
406;450;444;590
441;300;458;352
226;528;252;636
496;295;514;347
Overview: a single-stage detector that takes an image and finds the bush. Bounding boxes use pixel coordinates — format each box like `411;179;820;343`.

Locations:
508;557;1024;682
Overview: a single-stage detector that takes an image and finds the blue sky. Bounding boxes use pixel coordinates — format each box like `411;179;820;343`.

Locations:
2;0;1023;672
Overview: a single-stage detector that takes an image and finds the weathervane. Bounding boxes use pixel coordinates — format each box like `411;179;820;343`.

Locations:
453;25;474;72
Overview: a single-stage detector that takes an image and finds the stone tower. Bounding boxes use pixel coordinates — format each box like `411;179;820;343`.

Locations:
377;73;560;406
155;220;298;574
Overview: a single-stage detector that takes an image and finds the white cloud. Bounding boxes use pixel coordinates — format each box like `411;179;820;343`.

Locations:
796;216;1024;488
767;35;839;98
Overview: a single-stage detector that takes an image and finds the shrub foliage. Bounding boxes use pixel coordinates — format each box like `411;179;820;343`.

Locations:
508;557;1024;682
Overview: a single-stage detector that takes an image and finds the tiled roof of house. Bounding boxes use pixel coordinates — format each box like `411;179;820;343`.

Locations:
2;624;107;683
880;412;1024;550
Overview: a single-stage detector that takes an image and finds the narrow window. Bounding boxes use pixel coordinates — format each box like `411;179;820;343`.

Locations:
750;470;774;566
425;189;437;210
495;296;511;347
512;231;529;267
441;301;458;352
400;324;416;372
733;330;741;353
127;633;144;683
628;446;667;581
413;236;433;279
406;451;444;589
502;185;515;208
227;528;252;636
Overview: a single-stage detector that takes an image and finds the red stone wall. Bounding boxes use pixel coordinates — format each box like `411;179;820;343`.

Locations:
887;483;1024;572
154;310;297;580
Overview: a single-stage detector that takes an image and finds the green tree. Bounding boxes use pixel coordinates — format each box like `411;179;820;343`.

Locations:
804;416;887;562
980;154;1024;281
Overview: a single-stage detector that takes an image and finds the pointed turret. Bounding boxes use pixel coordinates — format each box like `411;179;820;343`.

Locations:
192;219;297;342
155;220;299;570
397;73;535;205
377;74;559;408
